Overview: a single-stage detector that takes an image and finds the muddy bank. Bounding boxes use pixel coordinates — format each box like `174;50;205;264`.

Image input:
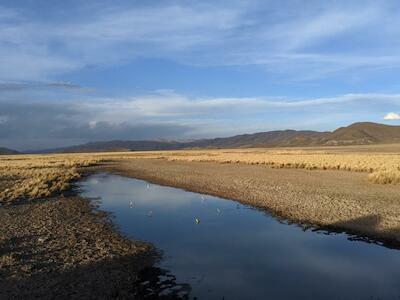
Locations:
102;159;400;247
0;192;157;299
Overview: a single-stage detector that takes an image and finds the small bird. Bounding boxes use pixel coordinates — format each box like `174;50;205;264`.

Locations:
195;218;200;224
147;210;153;217
201;196;205;203
216;208;221;214
129;200;134;208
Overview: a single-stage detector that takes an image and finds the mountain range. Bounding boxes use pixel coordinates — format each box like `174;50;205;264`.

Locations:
2;122;399;154
28;122;400;153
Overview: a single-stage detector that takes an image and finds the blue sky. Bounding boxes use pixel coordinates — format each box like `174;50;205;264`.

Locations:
1;0;400;150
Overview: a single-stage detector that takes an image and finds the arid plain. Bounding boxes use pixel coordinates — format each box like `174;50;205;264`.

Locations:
1;145;400;297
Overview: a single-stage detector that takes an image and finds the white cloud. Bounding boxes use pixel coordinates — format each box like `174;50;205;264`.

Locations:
384;112;400;120
266;5;381;52
85;92;400;119
88;121;97;129
2;89;399;123
1;90;400;149
0;1;399;81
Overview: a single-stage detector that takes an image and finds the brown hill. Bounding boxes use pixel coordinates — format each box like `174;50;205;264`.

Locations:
321;122;400;145
36;122;400;153
187;130;327;148
187;122;400;148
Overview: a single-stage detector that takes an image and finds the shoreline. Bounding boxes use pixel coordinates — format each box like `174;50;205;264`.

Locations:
0;174;158;299
2;155;400;297
99;158;400;248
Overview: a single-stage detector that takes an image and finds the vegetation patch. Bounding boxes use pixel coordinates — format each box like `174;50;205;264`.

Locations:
1;146;399;205
0;155;102;204
129;148;400;185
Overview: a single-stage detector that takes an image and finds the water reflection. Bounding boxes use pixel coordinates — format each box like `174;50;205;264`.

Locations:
134;267;191;299
79;173;400;300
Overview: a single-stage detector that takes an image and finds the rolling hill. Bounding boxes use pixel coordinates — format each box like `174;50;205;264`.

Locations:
0;147;20;155
37;122;400;153
322;122;400;145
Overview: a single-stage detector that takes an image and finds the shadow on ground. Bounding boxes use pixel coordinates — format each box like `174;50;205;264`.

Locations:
0;195;191;300
326;214;400;249
0;253;191;300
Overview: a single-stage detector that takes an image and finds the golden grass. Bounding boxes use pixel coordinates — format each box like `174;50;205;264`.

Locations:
127;148;400;184
0;154;102;204
1;146;399;204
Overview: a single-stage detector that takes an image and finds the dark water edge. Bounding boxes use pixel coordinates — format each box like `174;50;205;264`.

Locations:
78;173;400;300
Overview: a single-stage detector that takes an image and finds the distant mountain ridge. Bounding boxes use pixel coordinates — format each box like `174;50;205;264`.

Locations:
0;147;19;155
324;122;400;145
33;122;400;153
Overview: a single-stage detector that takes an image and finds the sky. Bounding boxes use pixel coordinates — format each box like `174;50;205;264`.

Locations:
1;0;400;150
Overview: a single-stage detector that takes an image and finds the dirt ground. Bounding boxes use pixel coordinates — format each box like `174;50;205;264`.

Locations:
104;159;400;247
0;191;160;299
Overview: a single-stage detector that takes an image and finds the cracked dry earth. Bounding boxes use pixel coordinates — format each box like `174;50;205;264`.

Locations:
0;194;156;300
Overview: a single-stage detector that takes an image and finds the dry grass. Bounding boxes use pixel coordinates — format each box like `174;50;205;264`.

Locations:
126;148;400;185
0;154;102;204
1;145;399;204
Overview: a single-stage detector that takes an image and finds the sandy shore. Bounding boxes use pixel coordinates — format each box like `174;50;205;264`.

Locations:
104;158;400;247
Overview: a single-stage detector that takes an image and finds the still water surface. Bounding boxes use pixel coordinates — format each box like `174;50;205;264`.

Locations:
79;173;400;300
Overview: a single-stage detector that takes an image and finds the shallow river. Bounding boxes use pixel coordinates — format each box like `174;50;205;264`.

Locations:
79;173;400;300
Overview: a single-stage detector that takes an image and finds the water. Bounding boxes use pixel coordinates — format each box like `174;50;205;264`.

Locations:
78;173;400;300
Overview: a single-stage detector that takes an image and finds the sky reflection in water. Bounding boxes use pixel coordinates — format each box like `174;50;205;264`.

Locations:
79;173;400;300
